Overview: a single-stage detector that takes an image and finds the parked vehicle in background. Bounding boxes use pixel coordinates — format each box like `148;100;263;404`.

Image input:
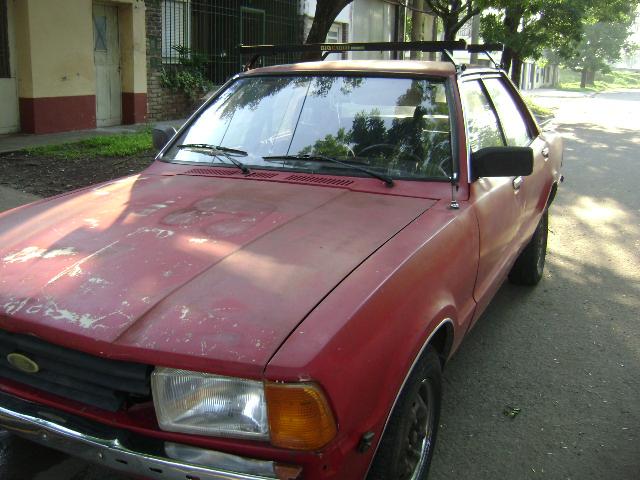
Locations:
0;41;562;480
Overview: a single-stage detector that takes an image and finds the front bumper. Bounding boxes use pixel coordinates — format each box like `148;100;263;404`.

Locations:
0;391;301;480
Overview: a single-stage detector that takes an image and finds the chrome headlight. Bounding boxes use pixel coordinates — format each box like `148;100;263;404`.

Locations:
151;368;268;439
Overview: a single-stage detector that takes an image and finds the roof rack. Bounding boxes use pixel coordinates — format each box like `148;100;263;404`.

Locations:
239;41;504;71
467;43;505;69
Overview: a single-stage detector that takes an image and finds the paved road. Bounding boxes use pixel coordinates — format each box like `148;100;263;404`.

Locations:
1;91;638;479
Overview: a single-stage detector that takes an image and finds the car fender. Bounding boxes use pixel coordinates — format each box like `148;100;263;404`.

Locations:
265;200;479;478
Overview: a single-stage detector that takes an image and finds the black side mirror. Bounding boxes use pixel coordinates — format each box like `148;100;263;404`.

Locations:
152;126;177;151
471;146;533;179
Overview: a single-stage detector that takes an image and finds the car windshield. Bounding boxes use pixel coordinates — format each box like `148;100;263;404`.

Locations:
164;75;453;180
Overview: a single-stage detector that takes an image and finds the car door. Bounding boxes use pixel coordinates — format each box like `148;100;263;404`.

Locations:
482;75;548;251
460;77;523;325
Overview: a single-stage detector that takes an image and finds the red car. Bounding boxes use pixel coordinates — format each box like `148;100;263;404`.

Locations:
0;42;561;480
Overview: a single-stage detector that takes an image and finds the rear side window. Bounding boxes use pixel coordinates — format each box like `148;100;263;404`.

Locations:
483;78;532;147
459;80;504;152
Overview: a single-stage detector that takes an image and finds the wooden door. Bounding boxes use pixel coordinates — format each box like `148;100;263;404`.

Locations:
93;4;121;127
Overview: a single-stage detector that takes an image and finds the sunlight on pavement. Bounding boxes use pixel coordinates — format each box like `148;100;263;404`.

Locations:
563;196;639;281
572;196;626;225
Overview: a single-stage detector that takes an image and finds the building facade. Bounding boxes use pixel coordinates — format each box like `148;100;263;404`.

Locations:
0;0;147;134
0;1;565;134
146;0;301;121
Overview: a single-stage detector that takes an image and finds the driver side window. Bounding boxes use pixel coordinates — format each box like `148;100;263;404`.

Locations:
460;80;505;153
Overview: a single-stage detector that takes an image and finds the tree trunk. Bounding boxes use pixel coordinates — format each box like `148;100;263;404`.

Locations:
501;5;523;74
586;69;596;85
501;48;514;73
580;69;588;88
469;13;480;63
303;0;352;61
443;16;458;41
511;56;523;87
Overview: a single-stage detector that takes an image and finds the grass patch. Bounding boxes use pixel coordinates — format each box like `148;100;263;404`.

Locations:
524;97;555;118
25;131;153;160
556;83;604;93
558;68;640;93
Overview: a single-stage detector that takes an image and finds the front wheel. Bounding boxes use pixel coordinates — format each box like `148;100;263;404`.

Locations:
509;209;548;285
367;347;442;480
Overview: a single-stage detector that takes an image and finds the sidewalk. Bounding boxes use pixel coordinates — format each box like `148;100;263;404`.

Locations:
0;119;185;154
0;186;40;213
0;119;185;211
525;88;598;99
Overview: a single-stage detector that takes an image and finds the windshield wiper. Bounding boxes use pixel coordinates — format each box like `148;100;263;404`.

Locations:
178;143;250;174
263;154;394;187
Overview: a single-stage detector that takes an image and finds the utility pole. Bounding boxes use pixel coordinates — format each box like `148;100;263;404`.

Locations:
469;13;480;63
410;0;425;60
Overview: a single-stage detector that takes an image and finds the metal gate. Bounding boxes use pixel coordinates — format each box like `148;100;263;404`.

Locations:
161;0;301;85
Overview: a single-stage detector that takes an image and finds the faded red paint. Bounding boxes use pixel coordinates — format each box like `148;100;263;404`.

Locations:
0;61;563;480
0;175;435;378
19;95;96;133
122;92;147;124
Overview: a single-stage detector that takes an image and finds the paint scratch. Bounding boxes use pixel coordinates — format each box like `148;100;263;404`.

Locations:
3;246;77;264
46;241;119;286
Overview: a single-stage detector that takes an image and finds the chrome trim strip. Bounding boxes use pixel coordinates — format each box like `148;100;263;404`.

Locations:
0;392;284;480
364;317;454;477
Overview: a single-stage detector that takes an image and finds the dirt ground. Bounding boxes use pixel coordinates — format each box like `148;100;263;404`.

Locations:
0;151;155;198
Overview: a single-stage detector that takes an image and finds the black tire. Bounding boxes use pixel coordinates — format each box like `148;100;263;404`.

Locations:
367;347;442;480
508;209;548;286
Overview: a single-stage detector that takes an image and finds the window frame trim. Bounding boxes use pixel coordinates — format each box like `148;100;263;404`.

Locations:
480;76;534;148
458;76;507;181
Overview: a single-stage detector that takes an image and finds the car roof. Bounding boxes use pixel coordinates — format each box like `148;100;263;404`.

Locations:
243;59;457;77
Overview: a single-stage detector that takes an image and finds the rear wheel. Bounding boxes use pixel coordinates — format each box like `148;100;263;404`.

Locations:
509;209;548;285
367;347;442;480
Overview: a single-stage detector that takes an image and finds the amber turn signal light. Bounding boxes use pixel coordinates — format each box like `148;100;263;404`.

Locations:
265;382;337;451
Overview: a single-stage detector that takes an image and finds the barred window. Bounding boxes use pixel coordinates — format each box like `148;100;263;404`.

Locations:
457;21;472;38
0;0;10;78
162;0;191;63
160;0;300;85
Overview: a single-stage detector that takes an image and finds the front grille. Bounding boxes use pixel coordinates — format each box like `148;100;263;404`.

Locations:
0;329;152;412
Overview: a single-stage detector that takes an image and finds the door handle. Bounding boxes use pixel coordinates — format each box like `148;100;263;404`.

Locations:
513;176;524;190
542;147;550;160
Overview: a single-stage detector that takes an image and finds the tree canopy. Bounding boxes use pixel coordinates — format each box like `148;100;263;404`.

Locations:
557;20;638;87
302;0;639;87
479;0;639;84
423;1;480;41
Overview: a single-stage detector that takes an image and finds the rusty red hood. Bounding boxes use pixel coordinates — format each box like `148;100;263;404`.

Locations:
0;174;435;376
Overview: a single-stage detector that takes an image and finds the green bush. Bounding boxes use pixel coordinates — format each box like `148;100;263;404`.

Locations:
161;46;214;100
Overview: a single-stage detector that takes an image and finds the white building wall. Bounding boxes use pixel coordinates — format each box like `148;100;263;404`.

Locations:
518;62;556;90
351;0;397;59
616;15;640;69
301;0;400;60
300;0;351;23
